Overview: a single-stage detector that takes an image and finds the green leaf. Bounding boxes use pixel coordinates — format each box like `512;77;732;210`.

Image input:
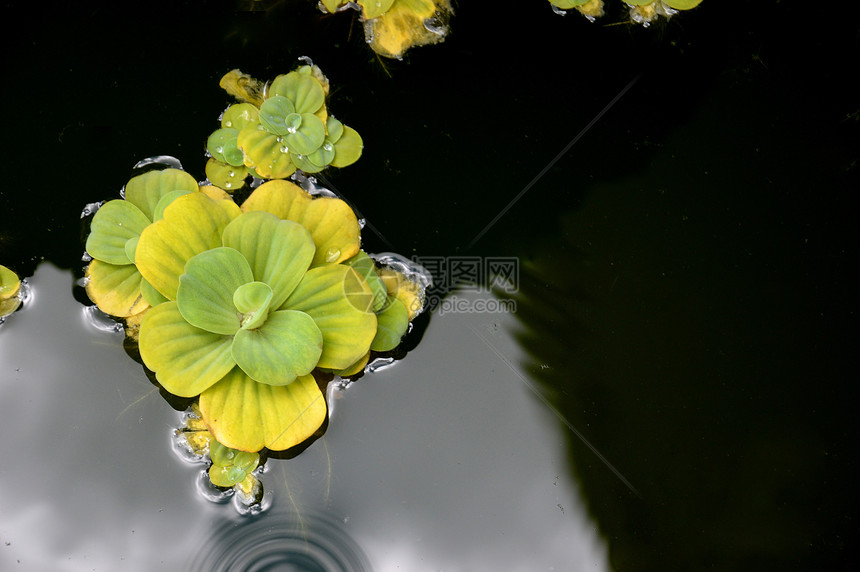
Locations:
152;190;193;222
241;180;361;267
320;0;347;13
199;368;327;452
289;152;324;174
307;141;336;168
330;125;363;168
125;168;199;221
221;103;260;131
283;265;377;370
0;265;19;299
136;193;239;301
269;72;326;114
258;96;297;136
547;0;589;8
233;281;273;330
285;113;326;156
343;251;388;312
177;247;254;335
232;309;322;385
84;260;148;317
207;128;245;167
236;126;297;180
221;211;316;309
359;0;395;19
86;200;151;265
139;302;235;397
209;440;259;487
663;0;702;9
140;276;168;307
124;236;139;264
205;158;247;192
371;297;409;351
326;116;344;143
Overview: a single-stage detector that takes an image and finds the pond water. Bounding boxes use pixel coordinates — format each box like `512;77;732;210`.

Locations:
1;1;856;570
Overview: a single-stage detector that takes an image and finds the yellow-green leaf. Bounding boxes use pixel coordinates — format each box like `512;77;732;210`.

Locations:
199;368;326;452
86;200;151;265
231;309;322;385
371;297;409;352
124;168;200;222
663;0;702;9
241;180;360;266
283;265;377;370
138;302;235;397
84;260;148;317
236;126;297;179
221;210;316;308
136;193;238;301
177;247;253;335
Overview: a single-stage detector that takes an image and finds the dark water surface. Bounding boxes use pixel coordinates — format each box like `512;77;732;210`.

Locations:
1;1;857;570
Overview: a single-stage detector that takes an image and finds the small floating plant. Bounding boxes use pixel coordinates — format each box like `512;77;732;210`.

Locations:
1;264;23;319
548;0;704;25
318;0;453;59
82;63;428;510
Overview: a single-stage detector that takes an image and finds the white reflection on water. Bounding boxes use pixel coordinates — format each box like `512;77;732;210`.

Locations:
0;265;609;571
0;264;215;571
270;288;611;571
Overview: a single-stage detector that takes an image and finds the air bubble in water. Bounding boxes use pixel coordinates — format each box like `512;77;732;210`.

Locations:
133;155;183;170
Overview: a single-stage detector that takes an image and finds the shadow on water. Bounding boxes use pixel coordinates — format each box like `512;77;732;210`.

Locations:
499;64;858;569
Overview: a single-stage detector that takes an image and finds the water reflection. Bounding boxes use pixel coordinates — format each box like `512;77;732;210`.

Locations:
1;264;609;570
188;510;370;572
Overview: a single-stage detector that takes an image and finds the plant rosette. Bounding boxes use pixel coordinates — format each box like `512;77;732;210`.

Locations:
83;168;230;318
136;182;380;453
206;66;363;188
625;0;702;24
319;0;452;59
548;0;605;18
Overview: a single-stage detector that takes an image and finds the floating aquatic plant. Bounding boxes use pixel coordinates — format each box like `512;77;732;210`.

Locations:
548;0;703;23
319;0;452;59
205;66;363;191
0;264;22;318
81;64;429;510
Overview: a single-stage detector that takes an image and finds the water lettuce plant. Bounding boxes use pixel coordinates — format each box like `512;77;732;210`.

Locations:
84;168;206;317
548;0;703;22
0;264;21;317
131;179;420;453
319;0;452;59
206;66;363;191
81;65;429;504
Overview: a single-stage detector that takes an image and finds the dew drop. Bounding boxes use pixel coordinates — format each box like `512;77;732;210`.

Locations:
325;247;341;263
224;120;233;127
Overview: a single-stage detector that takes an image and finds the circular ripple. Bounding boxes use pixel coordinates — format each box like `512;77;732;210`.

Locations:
189;510;370;572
